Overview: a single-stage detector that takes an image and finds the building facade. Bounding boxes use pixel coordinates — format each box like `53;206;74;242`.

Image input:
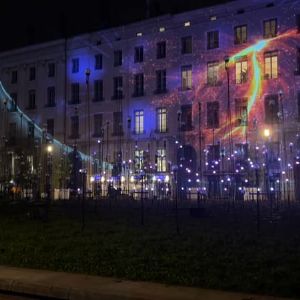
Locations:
1;0;300;199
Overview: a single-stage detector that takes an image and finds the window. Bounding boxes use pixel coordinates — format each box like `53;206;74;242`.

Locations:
47;86;56;107
296;48;300;74
298;92;300;120
181;65;192;90
157;41;166;59
207;30;219;49
207;101;219;128
28;121;34;138
235;98;248;126
134;110;144;134
207;62;219;86
70;116;79;138
113;76;123;100
264;94;279;123
47;119;54;137
94;80;104;101
264;51;278;79
134;150;144;171
134;46;144;63
70;83;80;104
235;58;248;84
181;36;192;54
29;67;36;81
113;112;123;136
133;73;144;97
10;93;17;111
180;105;193;131
155;70;166;93
264;19;277;38
114;50;122;67
11;70;17;84
234;25;247;44
48;63;55;77
157;149;167;172
28;90;36;110
95;54;102;70
72;58;79;73
94;114;103;137
157;108;167;133
297;15;300;33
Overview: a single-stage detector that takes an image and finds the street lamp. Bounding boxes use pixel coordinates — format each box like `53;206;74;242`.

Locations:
224;56;233;168
263;127;273;216
45;142;53;220
85;68;91;194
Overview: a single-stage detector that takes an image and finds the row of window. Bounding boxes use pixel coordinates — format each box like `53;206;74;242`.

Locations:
70;19;278;72
10;18;279;83
10;63;55;84
10;49;280;110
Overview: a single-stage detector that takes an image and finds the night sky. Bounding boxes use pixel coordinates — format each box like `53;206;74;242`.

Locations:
0;0;233;52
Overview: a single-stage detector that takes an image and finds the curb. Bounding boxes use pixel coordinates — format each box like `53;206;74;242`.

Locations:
0;266;293;300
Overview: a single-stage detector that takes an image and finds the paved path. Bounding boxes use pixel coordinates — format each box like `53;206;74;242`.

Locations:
0;266;293;300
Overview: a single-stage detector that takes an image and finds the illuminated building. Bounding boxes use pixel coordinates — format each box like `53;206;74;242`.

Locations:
1;0;300;200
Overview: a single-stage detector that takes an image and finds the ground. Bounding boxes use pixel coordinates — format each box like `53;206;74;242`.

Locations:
0;197;299;298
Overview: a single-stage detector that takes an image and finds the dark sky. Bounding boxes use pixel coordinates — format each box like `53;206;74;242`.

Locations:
0;0;232;51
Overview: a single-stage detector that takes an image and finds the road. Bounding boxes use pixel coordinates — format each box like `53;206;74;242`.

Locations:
0;295;43;299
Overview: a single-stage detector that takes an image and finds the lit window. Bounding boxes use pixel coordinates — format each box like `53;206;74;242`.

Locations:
235;58;248;84
134;150;144;171
134;110;144;134
263;19;277;38
234;25;247;44
210;16;217;21
264;51;278;79
184;21;191;27
207;62;219;86
157;108;167;133
181;65;192;90
136;32;143;37
157;149;167;172
159;27;165;32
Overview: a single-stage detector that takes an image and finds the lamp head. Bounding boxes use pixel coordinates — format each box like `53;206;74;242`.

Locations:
263;128;271;138
47;144;53;153
224;56;230;69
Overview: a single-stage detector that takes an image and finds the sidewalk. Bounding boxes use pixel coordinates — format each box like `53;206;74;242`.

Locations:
0;266;293;300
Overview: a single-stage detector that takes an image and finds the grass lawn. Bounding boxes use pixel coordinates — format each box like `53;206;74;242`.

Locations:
0;199;299;298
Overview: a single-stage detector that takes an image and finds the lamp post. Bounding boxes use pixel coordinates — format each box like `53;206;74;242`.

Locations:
263;128;273;219
45;143;53;220
279;90;289;202
97;139;101;197
85;68;91;194
224;56;233;170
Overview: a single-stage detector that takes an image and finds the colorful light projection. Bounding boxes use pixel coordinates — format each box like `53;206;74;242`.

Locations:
222;29;298;140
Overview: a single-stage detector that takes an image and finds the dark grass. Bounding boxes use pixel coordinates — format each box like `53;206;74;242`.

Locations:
0;199;299;298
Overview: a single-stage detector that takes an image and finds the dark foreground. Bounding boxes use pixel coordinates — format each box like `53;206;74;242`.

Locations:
0;197;299;298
